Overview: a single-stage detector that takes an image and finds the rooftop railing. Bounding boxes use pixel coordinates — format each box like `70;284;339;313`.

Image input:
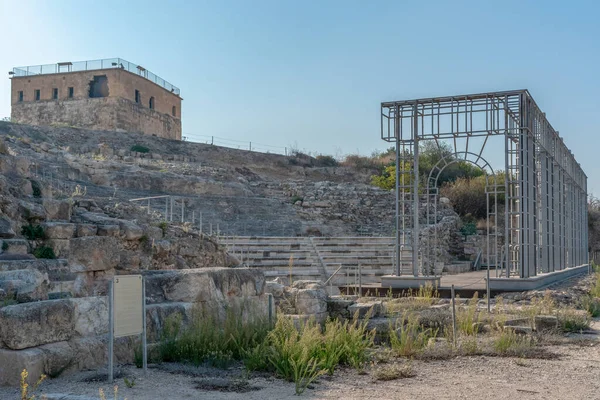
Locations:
12;57;180;96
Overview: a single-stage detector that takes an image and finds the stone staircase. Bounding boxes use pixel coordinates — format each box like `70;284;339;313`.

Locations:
220;236;414;286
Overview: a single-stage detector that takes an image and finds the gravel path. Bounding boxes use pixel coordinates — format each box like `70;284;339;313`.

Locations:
1;329;598;400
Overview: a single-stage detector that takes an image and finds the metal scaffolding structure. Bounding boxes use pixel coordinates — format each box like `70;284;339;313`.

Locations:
381;89;588;279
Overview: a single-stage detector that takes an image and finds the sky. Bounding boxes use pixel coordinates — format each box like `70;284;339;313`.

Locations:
0;0;599;192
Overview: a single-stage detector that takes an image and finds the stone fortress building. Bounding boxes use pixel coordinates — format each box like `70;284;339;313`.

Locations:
9;58;182;140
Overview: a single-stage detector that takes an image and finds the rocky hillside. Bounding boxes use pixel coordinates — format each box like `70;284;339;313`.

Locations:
0;121;396;237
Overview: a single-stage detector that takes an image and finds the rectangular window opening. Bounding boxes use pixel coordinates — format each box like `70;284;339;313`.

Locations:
135;89;140;104
52;88;58;100
18;91;23;102
88;75;109;98
172;105;176;117
68;87;74;98
149;96;155;110
34;89;40;101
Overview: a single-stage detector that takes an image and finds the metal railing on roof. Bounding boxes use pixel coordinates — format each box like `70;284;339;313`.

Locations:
12;58;180;96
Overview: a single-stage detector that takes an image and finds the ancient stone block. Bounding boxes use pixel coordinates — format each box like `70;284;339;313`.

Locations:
0;239;29;255
348;301;382;319
42;199;71;221
71;296;108;336
0;347;45;386
75;224;98;237
97;224;119;237
69;236;119;272
0;299;75;349
0;268;49;302
0;217;15;239
295;288;328;315
119;221;144;240
42;222;76;240
45;239;70;258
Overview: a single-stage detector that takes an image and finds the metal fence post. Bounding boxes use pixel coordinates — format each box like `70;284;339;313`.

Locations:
451;285;457;348
181;199;184;223
108;280;114;383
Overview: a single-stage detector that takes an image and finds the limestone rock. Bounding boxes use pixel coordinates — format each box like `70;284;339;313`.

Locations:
0;299;75;349
71;296;108;336
42;222;76;240
119;221;144;240
97;224;119;237
348;301;382;319
265;280;285;298
0;217;15;239
75;224;98;237
0;268;49;302
0;239;29;255
144;268;265;304
45;239;70;258
295;288;328;315
145;302;192;342
42;199;71;221
0;347;45;386
327;296;355;319
69;236;119;272
19;201;46;222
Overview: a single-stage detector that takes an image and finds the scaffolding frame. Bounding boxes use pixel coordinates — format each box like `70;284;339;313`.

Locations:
381;89;588;279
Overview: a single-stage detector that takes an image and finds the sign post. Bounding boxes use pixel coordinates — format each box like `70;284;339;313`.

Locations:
108;275;147;383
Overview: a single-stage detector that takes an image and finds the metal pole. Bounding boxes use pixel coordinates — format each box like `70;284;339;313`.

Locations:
210;223;213;236
181;199;184;223
451;284;457;348
268;293;273;326
108;280;114;384
395;137;401;275
192;211;195;224
165;197;168;220
147;198;150;214
170;197;173;222
412;102;420;277
142;277;147;375
359;263;362;297
199;213;203;234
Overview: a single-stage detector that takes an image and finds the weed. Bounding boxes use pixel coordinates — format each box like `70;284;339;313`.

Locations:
1;241;8;251
589;271;600;298
457;293;480;336
130;144;150;153
514;358;530;367
390;313;438;357
372;362;415;381
291;350;326;395
19;369;47;400
99;386;127;400
139;235;149;245
557;307;590;332
157;221;168;236
33;246;56;259
492;330;533;356
21;224;44;240
460;337;479;355
580;295;600;317
123;377;135;388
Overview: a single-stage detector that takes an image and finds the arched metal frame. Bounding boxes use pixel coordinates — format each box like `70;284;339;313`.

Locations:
382;90;588;279
422;152;501;277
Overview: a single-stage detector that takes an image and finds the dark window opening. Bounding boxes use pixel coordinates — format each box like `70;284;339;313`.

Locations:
135;89;140;104
172;105;176;117
52;88;58;100
17;91;23;102
149;96;155;110
34;89;40;101
68;87;74;98
88;75;109;98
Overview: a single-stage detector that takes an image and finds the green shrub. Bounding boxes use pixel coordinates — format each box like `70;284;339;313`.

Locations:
459;222;477;237
315;155;338;167
1;242;8;251
493;330;533;356
33;245;56;259
558;307;590;332
130;144;150;153
21;224;44;240
30;180;42;198
580;295;600;318
389;313;438;357
290;195;303;204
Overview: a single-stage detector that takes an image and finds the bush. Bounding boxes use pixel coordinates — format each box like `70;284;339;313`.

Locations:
315;155;338;167
30;180;42;198
389;313;438;357
290;195;303;204
33;245;56;259
130;144;150;153
21;224;44;240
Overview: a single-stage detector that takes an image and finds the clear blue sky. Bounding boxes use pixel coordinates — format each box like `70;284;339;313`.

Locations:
1;0;598;192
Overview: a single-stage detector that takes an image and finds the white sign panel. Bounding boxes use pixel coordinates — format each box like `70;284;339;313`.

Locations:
113;275;143;338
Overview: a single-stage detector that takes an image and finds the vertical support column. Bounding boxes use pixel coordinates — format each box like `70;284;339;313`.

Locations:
412;102;420;276
552;160;559;272
394;122;401;276
540;152;550;273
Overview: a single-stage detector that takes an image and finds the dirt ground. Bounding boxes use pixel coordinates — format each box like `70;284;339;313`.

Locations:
1;324;599;400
